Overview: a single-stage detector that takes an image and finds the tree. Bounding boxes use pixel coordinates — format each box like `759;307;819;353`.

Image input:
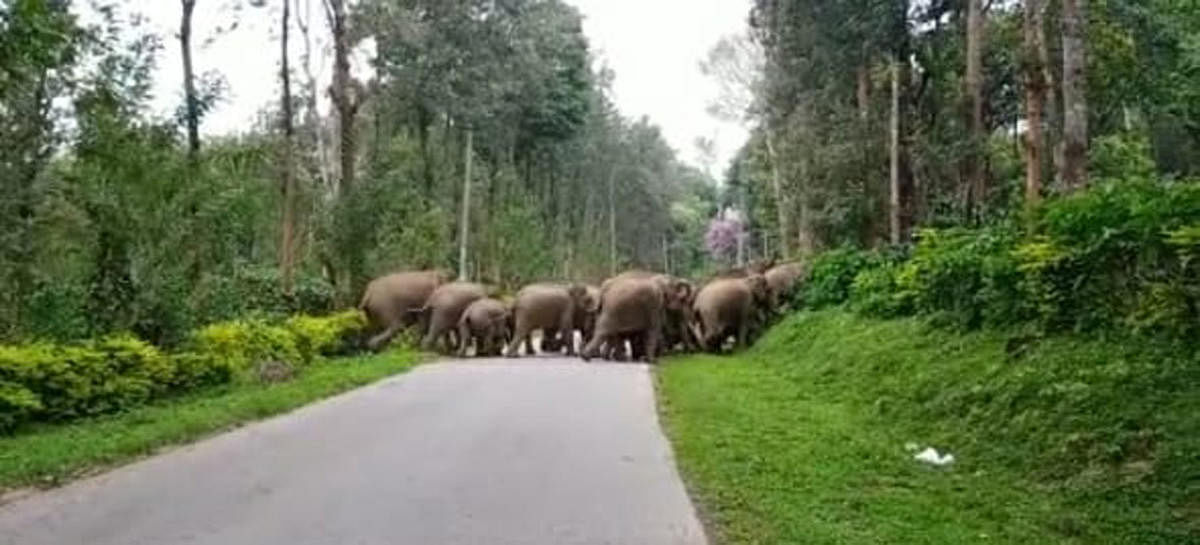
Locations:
1023;0;1048;206
324;0;360;196
1060;0;1089;190
180;0;201;160
965;0;987;214
280;0;298;294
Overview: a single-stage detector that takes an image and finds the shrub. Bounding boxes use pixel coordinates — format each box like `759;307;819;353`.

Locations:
1037;180;1200;335
0;336;178;431
849;262;911;318
891;227;1027;329
188;320;304;372
802;247;878;308
284;310;368;361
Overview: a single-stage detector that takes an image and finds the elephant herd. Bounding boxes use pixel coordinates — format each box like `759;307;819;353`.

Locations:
358;262;806;363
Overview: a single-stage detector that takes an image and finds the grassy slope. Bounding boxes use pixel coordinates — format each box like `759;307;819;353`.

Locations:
0;350;421;492
658;311;1198;544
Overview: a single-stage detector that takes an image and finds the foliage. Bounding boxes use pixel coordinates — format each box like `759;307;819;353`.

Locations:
661;311;1200;544
0;336;177;432
804;179;1200;345
0;349;420;490
802;247;892;309
0;311;373;435
284;310;368;361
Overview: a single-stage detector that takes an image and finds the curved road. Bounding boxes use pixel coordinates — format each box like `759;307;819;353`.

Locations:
0;357;707;545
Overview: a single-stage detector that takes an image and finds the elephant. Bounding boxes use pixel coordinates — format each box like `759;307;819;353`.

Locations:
541;284;601;354
414;282;488;353
600;271;695;356
692;274;772;353
505;283;591;357
765;262;806;310
581;277;665;363
359;270;451;351
457;298;511;357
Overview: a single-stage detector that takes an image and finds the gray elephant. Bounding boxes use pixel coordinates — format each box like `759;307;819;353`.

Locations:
581;277;665;363
505;283;590;357
414;282;488;353
359;270;451;351
457;298;511;357
692;274;772;353
540;284;601;354
600;271;695;357
765;262;806;310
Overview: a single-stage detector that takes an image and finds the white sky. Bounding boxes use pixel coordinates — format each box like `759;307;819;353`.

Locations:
108;0;751;174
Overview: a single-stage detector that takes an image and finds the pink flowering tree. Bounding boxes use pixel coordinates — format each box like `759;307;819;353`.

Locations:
705;218;743;262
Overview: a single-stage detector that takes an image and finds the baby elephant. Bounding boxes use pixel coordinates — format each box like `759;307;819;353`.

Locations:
457;298;511;357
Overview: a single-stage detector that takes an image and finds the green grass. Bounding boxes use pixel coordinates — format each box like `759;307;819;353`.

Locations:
0;350;422;492
658;311;1199;544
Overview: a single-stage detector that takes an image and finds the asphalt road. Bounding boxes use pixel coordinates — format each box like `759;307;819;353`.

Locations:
0;357;707;545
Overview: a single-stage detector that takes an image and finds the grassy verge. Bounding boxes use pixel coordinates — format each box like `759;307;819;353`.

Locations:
658;311;1198;544
0;349;422;492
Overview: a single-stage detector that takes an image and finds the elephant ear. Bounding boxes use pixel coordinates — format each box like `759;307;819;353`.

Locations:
671;279;694;305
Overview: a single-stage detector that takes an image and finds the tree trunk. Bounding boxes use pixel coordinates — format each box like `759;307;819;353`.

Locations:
764;132;790;259
1060;0;1089;191
458;128;474;280
856;62;871;122
965;0;986;216
890;59;903;244
279;0;297;295
326;0;357;196
180;0;200;160
607;164;617;275
1023;0;1047;207
295;0;331;197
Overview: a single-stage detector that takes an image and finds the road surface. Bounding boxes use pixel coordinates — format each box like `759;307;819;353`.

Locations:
0;357;707;545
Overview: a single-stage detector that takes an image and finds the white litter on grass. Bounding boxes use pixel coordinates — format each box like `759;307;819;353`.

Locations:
914;447;956;466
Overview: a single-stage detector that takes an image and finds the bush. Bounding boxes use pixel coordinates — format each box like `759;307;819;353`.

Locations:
188;320;304;372
0;310;375;434
802;247;878;308
890;227;1027;329
0;336;194;432
813;178;1200;345
849;262;911;318
284;310;368;361
193;266;336;327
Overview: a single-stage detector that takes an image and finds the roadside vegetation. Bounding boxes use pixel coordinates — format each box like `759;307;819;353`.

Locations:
0;348;420;493
660;311;1198;544
659;178;1200;543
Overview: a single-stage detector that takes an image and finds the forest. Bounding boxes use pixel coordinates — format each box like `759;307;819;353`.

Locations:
0;0;719;348
1;0;1198;367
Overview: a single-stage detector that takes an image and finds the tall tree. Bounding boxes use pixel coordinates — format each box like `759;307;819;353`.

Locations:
965;0;986;214
280;0;298;294
458;127;474;280
324;0;359;195
295;0;332;194
1060;0;1089;190
180;0;200;160
1023;0;1048;206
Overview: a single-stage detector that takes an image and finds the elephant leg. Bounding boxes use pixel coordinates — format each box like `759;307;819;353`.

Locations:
419;323;440;352
504;317;530;358
581;332;607;362
456;321;472;357
643;328;661;364
557;310;576;356
367;322;402;352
